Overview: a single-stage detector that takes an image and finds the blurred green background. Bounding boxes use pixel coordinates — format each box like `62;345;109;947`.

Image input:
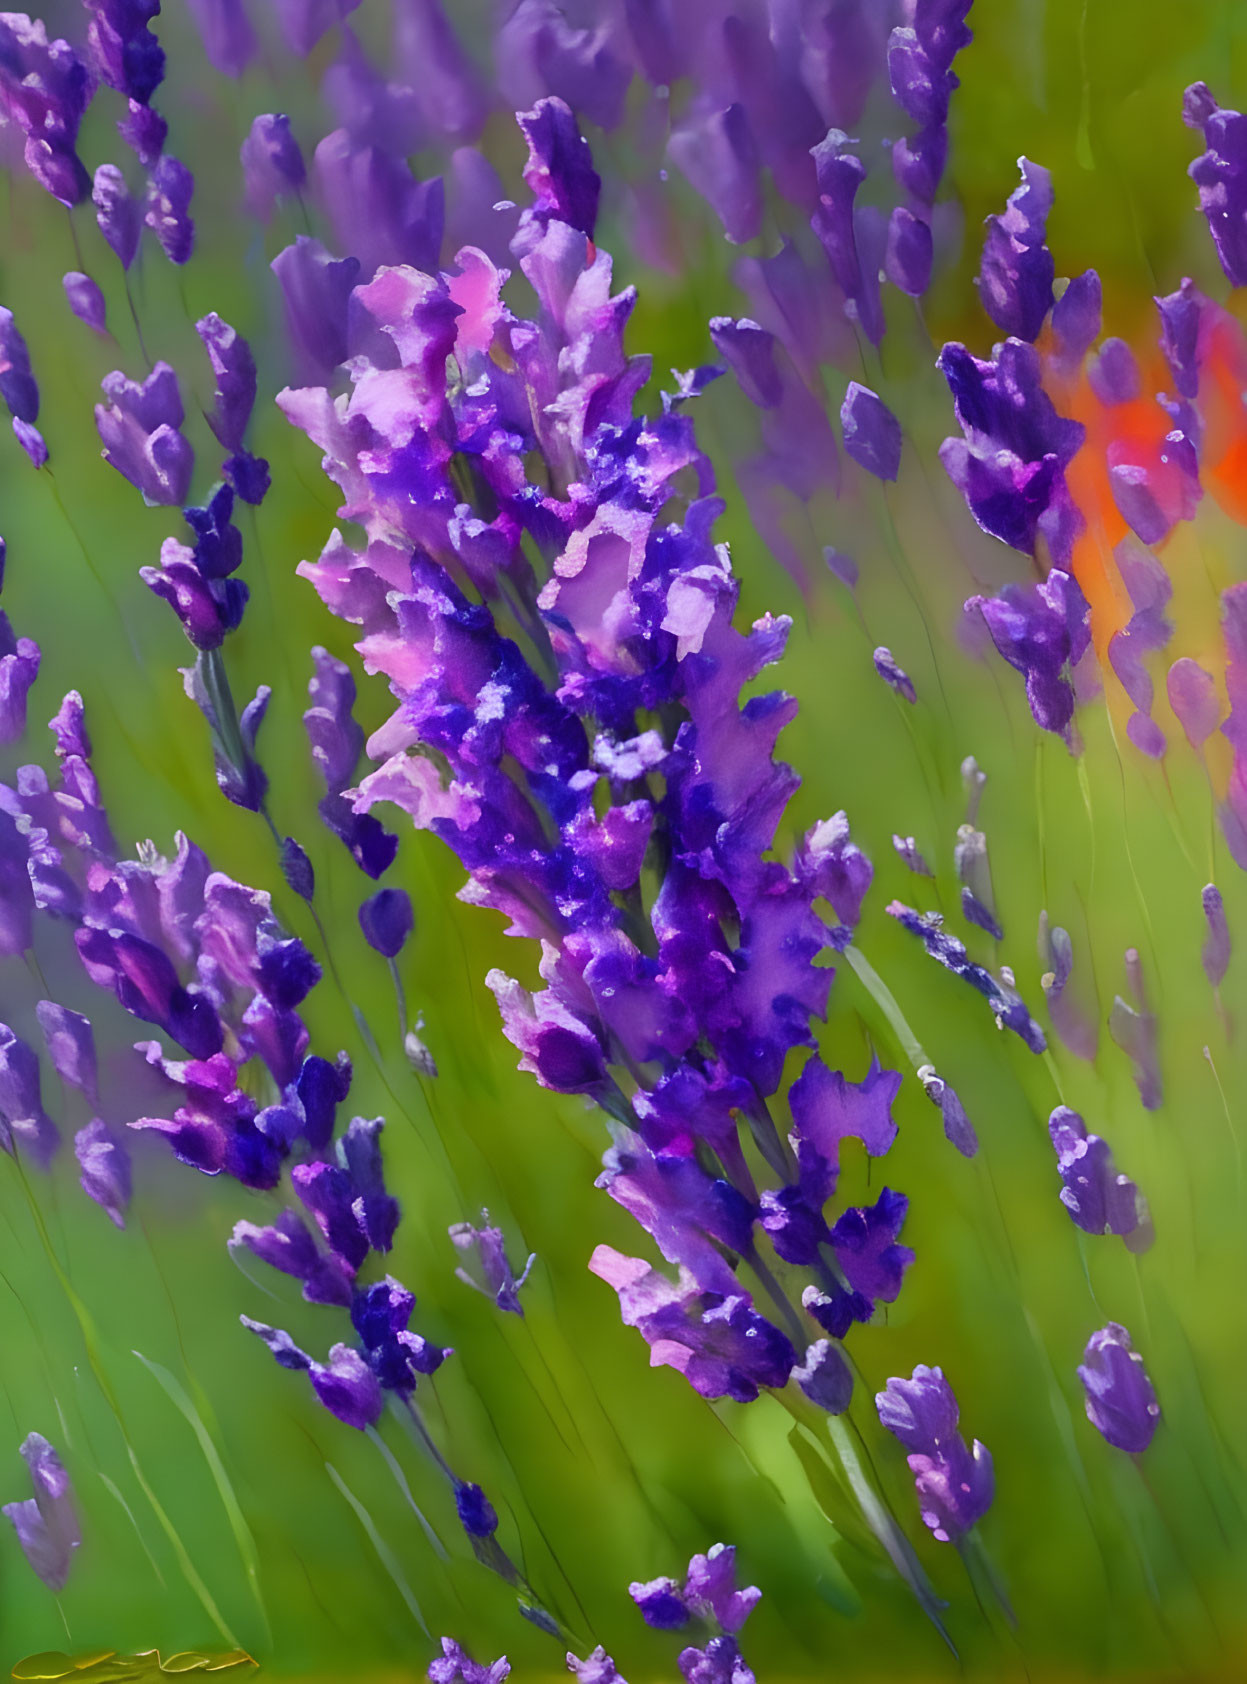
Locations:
2;1;1247;1678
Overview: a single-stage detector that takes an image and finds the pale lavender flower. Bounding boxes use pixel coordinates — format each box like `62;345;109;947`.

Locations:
2;1433;80;1591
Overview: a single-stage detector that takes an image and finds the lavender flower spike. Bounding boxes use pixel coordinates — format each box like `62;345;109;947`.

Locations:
145;155;196;265
241;113;306;221
358;887;413;958
976;157;1055;342
96;363;194;506
1047;1107;1150;1249
888;902;1047;1051
966;569;1090;742
2;1433;81;1591
876;1366;993;1542
1078;1323;1161;1454
93;165;142;270
1183;83;1247;287
450;1213;536;1316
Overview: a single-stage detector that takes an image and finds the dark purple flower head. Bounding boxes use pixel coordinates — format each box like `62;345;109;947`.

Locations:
144;155;195;265
93;164;142;270
792;1339;853;1414
0;611;40;743
0;307;38;426
889;902;1047;1051
76;924;223;1058
1077;1322;1161;1454
1048;1106;1149;1245
428;1637;511;1684
96;363;194;506
977;157;1055;342
966;569;1090;741
74;1118;131;1227
63;272;108;335
2;1433;81;1591
241;112;306;221
449;1212;536;1316
841;382;902;481
197;314;257;455
877;1365;993;1542
141;538;244;651
36;1001;98;1107
358;887;413;958
629;1576;690;1630
1183;83;1247;286
454;1480;498;1538
350;1275;451;1395
0;15;92;205
788;1053;900;1205
517;98;600;240
83;0;164;104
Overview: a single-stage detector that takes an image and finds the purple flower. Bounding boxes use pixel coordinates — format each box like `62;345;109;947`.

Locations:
2;1433;81;1591
965;568;1090;741
1048;1106;1149;1247
454;1480;498;1538
841;382;902;481
976;157;1055;342
305;647;398;879
35;1001;99;1107
496;0;632;132
197;314;257;456
517;98;600;240
1077;1323;1161;1454
629;1576;689;1630
787;1053;900;1205
0;611;40;743
241;1319;384;1429
393;0;490;143
1183;83;1247;286
0;15;92;206
0;1022;59;1168
83;0;164;104
873;646;916;703
241;112;306;221
885;206;933;297
63;272;108;335
272;236;362;385
1167;657;1221;750
358;887;413;958
918;1068;979;1157
74;1119;132;1227
677;1637;754;1684
566;1649;625;1684
876;1365;993;1542
888;902;1047;1052
93;164;142;270
75;925;223;1058
144;155;195;264
96;363;194;506
230;1209;353;1307
312;130;443;279
184;0;256;77
118;97;166;166
352;1275;451;1395
449;1212;535;1316
939;338;1085;564
141;537;247;650
792;1339;854;1414
0;308;39;430
1051;270;1102;370
1202;884;1231;987
428;1638;510;1684
590;1247;796;1404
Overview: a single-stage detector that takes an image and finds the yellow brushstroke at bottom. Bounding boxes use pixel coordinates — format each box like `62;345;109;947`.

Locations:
11;1651;256;1681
